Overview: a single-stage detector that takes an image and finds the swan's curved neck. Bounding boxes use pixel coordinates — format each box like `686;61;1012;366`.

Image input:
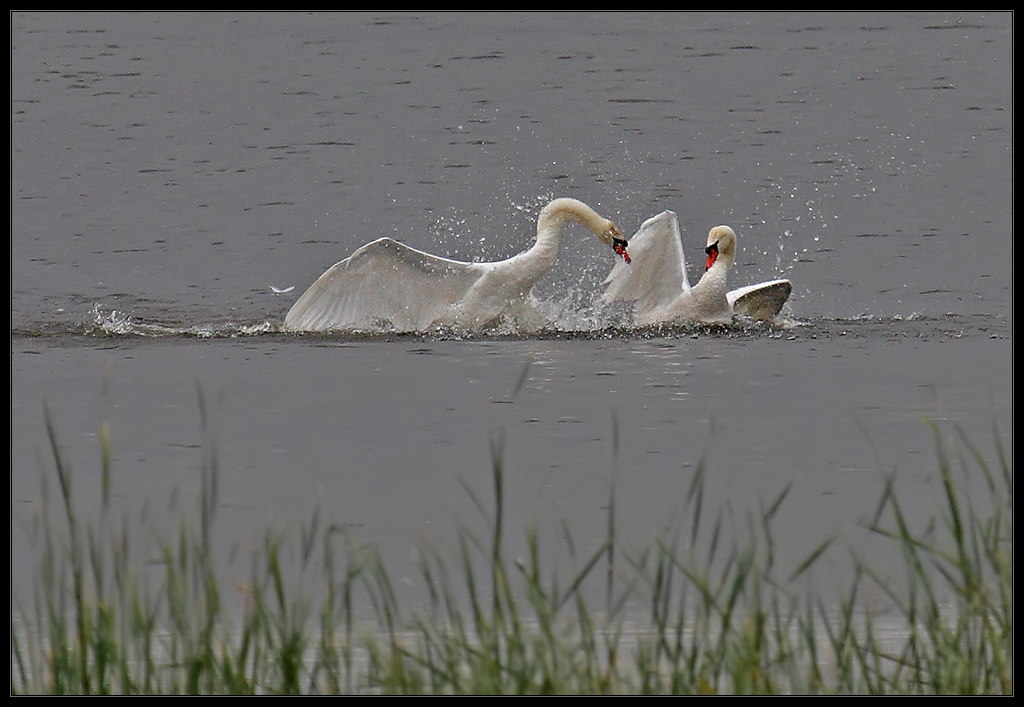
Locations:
496;198;614;289
531;197;606;262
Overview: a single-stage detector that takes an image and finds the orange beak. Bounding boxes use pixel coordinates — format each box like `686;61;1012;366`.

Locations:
613;238;631;264
705;242;719;271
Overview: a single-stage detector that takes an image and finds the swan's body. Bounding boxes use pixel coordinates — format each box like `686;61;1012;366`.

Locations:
284;197;630;333
602;210;791;324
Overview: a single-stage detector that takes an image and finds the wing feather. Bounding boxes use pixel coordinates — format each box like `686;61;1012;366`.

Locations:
284;238;487;332
727;279;792;321
602;210;690;312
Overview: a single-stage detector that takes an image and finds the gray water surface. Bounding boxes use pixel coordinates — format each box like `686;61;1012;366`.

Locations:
11;12;1012;613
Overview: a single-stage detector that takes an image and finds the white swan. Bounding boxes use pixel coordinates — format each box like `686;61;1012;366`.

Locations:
601;210;791;324
284;197;631;333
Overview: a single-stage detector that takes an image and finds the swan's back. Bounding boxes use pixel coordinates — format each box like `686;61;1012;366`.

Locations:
284;238;487;332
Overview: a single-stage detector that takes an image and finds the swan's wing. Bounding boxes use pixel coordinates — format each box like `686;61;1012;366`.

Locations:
284;237;486;332
602;210;689;312
727;279;792;321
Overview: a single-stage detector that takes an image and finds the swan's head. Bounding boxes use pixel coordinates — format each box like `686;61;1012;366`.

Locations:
610;230;631;264
599;222;631;264
704;225;736;271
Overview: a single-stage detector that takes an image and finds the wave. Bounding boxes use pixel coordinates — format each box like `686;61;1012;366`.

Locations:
9;303;1008;344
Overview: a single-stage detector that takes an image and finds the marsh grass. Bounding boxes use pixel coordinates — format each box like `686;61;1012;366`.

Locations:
10;401;1012;694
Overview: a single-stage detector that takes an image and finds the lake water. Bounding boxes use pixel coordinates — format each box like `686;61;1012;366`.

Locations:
11;12;1012;616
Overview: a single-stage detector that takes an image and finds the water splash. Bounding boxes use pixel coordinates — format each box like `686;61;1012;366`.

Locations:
68;304;282;339
15;298;994;345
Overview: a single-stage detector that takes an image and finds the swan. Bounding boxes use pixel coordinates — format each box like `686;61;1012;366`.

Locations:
284;197;631;333
601;210;791;324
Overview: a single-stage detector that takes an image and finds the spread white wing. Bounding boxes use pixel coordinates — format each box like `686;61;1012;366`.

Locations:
284;238;488;332
602;210;689;312
728;279;792;321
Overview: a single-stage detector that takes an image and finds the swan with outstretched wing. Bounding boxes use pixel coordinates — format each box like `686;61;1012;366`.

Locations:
602;210;790;324
285;197;630;333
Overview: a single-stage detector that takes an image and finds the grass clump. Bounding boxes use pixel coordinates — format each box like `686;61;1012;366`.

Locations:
10;402;1012;694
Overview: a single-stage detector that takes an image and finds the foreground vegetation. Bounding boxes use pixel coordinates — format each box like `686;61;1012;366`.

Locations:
10;404;1012;694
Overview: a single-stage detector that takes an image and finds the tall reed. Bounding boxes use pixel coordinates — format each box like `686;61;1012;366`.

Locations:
10;400;1012;694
